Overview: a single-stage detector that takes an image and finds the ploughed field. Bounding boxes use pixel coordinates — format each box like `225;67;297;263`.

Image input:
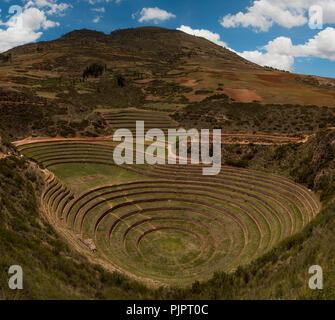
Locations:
16;110;320;285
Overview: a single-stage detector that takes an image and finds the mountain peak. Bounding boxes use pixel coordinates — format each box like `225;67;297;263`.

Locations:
61;29;107;40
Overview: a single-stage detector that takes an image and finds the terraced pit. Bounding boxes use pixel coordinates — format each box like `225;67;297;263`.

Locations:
102;109;178;133
17;139;320;285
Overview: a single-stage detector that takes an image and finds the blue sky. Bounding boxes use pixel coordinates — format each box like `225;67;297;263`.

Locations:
1;0;335;78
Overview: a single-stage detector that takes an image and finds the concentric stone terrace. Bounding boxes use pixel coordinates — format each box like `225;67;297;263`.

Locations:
102;109;178;133
18;140;320;285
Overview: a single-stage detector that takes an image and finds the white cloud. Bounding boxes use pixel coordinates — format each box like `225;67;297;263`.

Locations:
177;25;228;48
92;16;101;23
0;8;58;52
92;7;105;13
26;0;71;16
0;1;68;53
177;24;335;72
239;50;295;71
238;27;335;70
176;24;293;70
293;27;335;59
221;0;335;32
136;7;176;23
91;7;105;23
88;0;120;4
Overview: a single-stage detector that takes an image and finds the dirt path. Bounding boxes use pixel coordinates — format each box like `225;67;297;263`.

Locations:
13;133;310;148
13;136;115;147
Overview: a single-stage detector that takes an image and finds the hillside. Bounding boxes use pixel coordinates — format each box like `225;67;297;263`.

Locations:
1;27;335;140
0;129;156;299
1;127;335;299
1;27;335;300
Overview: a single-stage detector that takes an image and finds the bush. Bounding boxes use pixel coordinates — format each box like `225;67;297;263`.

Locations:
114;74;126;87
83;63;104;80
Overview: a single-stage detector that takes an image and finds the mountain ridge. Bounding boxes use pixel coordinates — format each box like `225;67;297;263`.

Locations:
1;26;335;140
1;26;334;107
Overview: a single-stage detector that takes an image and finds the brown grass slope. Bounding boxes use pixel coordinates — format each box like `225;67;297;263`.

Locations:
1;26;335;110
1;26;335;141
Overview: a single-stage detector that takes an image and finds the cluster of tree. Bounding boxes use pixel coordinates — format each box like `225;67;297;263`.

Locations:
83;63;106;80
0;53;12;63
114;74;126;87
82;63;126;87
264;65;290;73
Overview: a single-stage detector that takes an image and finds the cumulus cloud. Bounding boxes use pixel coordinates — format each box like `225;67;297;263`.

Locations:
176;24;292;70
87;0;121;4
177;24;335;72
239;50;295;71
26;0;71;16
177;25;228;48
136;7;176;23
91;7;106;23
0;1;69;53
221;0;335;32
92;16;101;23
92;7;105;13
238;27;335;71
91;6;105;22
293;27;335;59
88;0;112;4
176;24;286;70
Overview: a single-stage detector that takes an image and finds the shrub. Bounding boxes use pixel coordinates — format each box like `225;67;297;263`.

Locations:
83;63;104;80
